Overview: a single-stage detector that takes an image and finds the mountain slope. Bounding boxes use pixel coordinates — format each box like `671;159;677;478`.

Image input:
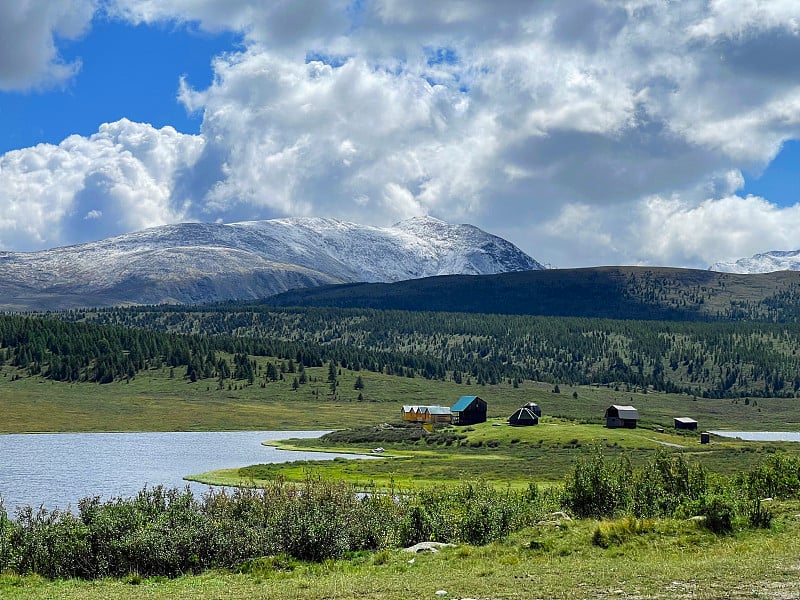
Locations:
264;266;800;322
0;217;543;310
710;250;800;274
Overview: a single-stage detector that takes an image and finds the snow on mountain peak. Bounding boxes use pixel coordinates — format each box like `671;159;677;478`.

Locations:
709;249;800;274
0;217;544;310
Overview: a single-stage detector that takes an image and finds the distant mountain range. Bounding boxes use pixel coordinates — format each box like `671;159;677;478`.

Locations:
0;217;544;310
710;250;800;274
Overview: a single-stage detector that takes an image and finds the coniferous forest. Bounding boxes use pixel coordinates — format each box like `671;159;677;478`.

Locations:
4;301;800;399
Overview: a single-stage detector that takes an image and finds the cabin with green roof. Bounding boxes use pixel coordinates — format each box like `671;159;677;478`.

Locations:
450;395;487;426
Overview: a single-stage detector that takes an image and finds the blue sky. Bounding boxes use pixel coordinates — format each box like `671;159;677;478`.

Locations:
742;141;800;209
0;20;238;153
1;1;800;269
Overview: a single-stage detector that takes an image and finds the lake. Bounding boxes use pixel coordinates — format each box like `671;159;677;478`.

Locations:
709;431;800;442
0;430;364;512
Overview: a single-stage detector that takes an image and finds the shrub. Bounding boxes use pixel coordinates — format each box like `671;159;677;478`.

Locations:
737;453;800;500
562;446;632;518
632;451;707;518
0;501;13;574
746;498;773;530
698;494;734;534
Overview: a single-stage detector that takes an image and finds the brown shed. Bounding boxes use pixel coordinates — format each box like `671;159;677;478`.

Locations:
674;417;698;431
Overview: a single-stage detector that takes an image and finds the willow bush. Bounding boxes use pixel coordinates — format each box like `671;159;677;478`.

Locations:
2;478;548;580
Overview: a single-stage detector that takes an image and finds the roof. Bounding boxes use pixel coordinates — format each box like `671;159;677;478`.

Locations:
674;417;698;424
402;405;421;412
426;406;452;415
509;408;538;422
452;395;482;412
608;404;639;420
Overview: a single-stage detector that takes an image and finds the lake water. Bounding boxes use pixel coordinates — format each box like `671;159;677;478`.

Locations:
709;431;800;442
0;430;364;512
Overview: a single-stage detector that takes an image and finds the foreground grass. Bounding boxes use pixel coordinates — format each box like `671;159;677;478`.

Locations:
4;505;800;599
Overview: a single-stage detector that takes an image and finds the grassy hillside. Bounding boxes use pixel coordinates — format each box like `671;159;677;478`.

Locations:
68;304;800;398
265;266;800;321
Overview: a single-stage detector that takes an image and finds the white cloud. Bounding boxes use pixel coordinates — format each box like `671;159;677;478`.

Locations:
634;194;800;267
0;119;203;249
0;0;97;91
3;0;800;268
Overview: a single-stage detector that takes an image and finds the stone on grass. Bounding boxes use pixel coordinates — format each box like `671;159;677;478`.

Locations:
403;541;456;553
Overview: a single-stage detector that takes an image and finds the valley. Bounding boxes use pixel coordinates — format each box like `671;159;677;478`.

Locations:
4;296;800;598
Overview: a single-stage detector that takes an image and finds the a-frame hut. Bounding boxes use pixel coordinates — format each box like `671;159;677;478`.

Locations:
508;406;539;426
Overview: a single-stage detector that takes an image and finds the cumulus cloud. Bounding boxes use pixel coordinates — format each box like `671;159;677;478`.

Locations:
3;0;800;267
0;0;97;90
0;120;203;249
635;194;800;266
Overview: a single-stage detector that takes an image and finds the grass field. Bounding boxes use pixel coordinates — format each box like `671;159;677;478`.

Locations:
3;502;800;599
2;358;799;433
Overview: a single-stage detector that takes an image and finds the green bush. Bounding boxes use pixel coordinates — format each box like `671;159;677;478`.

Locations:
3;478;546;580
562;446;632;518
632;451;707;517
697;494;734;534
736;453;800;500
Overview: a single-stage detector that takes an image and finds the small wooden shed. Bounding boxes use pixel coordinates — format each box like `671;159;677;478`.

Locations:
674;417;698;431
451;395;487;426
604;405;639;429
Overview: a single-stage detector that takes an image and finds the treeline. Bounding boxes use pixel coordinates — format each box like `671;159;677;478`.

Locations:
0;312;468;386
0;314;332;384
58;305;800;398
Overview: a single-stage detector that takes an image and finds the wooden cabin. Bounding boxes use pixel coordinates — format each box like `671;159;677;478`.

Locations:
423;406;452;424
604;404;639;429
674;417;698;431
401;405;421;422
402;405;451;423
451;395;487;426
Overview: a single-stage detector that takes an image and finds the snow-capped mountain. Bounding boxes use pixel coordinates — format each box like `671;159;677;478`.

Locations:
709;250;800;274
0;216;544;310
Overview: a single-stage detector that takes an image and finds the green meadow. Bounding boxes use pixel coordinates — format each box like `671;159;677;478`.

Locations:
191;415;800;490
4;356;800;489
2;355;798;433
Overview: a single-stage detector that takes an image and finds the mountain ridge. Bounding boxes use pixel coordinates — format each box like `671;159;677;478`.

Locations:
0;216;543;310
710;249;800;274
262;265;800;322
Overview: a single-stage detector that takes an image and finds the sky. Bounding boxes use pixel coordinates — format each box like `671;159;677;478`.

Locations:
1;1;800;269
